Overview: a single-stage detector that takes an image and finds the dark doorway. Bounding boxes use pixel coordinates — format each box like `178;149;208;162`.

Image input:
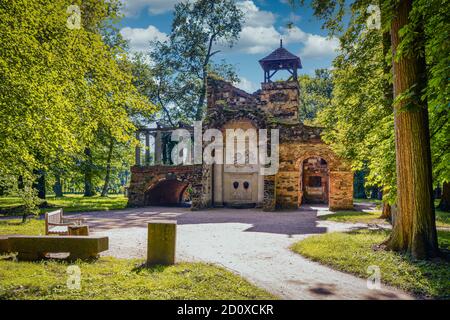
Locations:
144;179;190;207
301;157;329;204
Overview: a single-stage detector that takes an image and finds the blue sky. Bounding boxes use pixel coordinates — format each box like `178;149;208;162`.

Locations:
118;0;339;93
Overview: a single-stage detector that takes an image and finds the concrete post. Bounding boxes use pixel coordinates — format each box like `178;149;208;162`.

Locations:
147;220;176;266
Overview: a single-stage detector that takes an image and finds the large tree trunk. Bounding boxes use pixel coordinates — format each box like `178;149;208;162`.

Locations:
83;147;95;197
438;181;450;211
101;138;114;197
53;173;63;197
385;0;439;259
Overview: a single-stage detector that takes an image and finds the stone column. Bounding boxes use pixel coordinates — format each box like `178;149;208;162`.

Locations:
135;132;141;166
213;164;223;206
155;131;163;165
145;132;150;165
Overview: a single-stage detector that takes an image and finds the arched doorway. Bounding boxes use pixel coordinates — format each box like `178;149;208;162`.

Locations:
301;157;329;204
144;179;191;207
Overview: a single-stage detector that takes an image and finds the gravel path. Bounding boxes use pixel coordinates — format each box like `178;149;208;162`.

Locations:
75;205;413;300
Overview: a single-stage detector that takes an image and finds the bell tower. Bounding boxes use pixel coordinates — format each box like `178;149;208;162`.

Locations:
258;40;302;122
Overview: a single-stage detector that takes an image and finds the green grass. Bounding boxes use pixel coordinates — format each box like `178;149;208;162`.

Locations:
353;198;382;205
0;257;276;300
0;219;45;235
291;229;450;298
320;209;450;228
0;219;276;300
0;194;128;216
320;210;385;224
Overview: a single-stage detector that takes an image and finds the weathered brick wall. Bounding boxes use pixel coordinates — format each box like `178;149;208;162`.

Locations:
259;81;299;122
276;142;354;210
128;165;204;209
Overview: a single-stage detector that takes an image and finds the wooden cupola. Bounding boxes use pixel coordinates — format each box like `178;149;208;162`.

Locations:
259;39;302;83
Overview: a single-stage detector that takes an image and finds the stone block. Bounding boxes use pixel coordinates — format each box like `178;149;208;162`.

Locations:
147;220;176;266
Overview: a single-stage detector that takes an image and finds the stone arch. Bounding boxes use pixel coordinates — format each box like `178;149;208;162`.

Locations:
294;151;338;172
144;177;191;206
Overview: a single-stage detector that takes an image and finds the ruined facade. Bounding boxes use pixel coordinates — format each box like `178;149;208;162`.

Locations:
128;43;353;211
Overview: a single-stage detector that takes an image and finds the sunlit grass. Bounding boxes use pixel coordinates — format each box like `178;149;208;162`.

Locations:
0;257;276;300
323;208;449;228
0;219;44;235
0;194;128;216
291;229;450;298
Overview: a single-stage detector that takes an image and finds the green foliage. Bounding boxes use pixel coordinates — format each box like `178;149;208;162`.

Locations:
291;229;450;298
316;2;397;203
0;257;276;300
307;0;449;203
148;0;244;124
0;0;155;208
298;69;333;124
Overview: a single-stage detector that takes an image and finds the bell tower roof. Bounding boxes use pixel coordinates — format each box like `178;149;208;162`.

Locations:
259;40;302;83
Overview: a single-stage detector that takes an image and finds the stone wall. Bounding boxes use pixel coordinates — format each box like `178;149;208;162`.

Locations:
128;165;205;209
259;81;299;122
275;142;354;210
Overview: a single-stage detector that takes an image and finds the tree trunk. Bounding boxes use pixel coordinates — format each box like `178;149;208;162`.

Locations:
385;0;439;259
101;138;114;197
380;202;392;221
33;169;46;199
53;173;63;197
83;147;95;197
438;181;450;211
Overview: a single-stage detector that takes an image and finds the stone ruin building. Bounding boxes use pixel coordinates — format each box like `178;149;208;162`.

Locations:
128;42;354;211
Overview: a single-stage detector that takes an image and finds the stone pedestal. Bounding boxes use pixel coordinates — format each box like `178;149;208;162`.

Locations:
147;221;176;266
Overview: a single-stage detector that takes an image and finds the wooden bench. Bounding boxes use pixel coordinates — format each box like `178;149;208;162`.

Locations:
45;209;86;235
0;235;108;261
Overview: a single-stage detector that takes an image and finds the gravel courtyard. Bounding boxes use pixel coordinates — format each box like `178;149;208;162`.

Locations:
76;205;413;300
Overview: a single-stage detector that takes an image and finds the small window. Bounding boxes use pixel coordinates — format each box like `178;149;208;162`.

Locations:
243;181;250;189
309;176;322;187
233;181;239;189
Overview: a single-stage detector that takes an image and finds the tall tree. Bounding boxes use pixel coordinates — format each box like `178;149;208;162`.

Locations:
298;69;333;124
289;0;446;258
0;0;153;212
149;0;244;123
385;0;438;258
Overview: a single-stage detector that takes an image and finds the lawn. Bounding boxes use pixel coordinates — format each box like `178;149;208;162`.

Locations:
0;219;45;235
0;194;128;216
320;209;450;228
0;257;276;300
0;219;276;300
291;229;450;298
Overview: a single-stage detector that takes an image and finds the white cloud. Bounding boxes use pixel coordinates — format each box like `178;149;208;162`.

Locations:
121;0;180;16
225;1;337;59
300;34;339;59
234;77;258;93
120;25;168;53
236;0;276;27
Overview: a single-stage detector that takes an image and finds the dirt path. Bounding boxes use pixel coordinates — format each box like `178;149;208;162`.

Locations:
76;206;413;300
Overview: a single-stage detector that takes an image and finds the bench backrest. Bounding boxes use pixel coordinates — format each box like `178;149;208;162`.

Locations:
45;209;63;234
